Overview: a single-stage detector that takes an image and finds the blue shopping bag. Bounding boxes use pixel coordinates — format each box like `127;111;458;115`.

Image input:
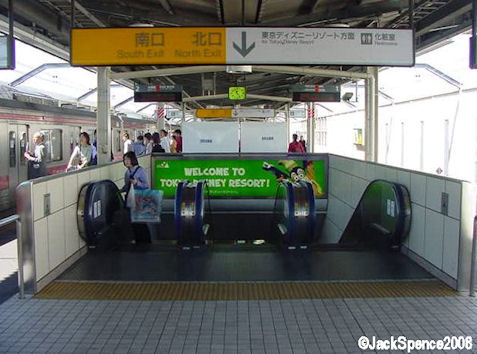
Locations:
130;189;163;223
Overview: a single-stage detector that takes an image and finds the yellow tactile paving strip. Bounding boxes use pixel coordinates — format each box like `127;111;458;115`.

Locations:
36;280;456;301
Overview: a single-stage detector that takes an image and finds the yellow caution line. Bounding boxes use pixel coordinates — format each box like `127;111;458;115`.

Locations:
36;280;456;301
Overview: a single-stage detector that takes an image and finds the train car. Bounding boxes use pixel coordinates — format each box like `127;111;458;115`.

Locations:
0;98;156;211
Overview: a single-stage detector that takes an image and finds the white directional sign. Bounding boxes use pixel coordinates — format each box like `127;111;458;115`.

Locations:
232;108;275;118
226;27;414;66
72;27;414;66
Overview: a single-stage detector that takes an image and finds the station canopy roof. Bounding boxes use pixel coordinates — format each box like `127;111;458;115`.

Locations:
0;0;472;112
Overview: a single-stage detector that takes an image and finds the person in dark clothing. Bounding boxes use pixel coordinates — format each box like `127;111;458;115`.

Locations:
174;129;183;153
151;132;165;153
299;135;307;152
24;132;47;179
288;134;305;153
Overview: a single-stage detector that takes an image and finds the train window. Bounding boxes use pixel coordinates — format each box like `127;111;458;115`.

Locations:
9;131;16;167
115;130;121;152
40;129;63;162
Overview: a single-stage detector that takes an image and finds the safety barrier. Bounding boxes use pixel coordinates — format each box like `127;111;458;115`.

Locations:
324;154;475;292
0;214;23;298
15;152;475;294
16;155;150;294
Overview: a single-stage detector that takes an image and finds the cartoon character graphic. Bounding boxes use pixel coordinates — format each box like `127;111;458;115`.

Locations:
262;160;323;196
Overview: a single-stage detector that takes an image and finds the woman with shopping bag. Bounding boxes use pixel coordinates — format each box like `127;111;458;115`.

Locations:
120;151;150;244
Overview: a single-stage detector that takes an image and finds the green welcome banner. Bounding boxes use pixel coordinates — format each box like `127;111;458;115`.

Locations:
154;159;327;198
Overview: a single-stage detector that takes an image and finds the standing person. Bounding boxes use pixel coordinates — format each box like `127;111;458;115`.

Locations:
91;129;98;166
122;132;133;154
174;129;183;153
288;134;306;153
299;135;307;152
151;132;165;153
120;151;150;244
24;131;47;179
144;132;153;154
133;135;146;156
159;129;171;153
170;134;178;153
67;132;92;171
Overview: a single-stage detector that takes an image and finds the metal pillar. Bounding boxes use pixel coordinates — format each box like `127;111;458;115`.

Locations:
310;103;316;153
471;0;477;69
97;67;111;164
286;103;290;146
365;67;379;162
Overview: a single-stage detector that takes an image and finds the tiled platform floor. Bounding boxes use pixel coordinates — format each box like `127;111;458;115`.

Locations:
1;295;477;353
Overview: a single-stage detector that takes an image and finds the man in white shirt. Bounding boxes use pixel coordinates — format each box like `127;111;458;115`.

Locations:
159;129;171;153
122;132;133;154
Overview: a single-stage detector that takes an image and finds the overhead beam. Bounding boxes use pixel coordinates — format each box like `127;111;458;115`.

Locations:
183;93;291;103
157;0;174;15
111;65;370;82
110;66;227;80
114;96;134;109
263;1;406;26
73;0;106;27
415;0;471;35
10;63;71;87
253;65;371;80
0;14;69;60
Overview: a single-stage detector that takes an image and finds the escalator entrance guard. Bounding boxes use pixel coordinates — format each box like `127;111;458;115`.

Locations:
174;180;209;248
77;180;123;247
277;180;315;249
339;180;411;250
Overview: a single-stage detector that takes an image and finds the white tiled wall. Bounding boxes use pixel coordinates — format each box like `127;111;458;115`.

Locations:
29;159;151;283
326;154;464;281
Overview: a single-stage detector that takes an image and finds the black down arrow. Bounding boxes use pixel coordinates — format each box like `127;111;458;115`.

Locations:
233;32;256;57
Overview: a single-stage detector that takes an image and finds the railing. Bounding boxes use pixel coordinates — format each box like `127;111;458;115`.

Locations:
471;215;477;297
0;214;23;299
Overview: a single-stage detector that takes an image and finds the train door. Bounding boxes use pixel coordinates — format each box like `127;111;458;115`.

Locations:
7;124;29;200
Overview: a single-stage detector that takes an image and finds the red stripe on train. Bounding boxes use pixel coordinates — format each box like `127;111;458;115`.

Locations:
46;164;68;175
0;176;8;190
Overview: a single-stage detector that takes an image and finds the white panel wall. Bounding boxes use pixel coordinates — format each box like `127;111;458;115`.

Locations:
240;122;287;153
325;154;463;280
183;122;239;153
30;156;152;283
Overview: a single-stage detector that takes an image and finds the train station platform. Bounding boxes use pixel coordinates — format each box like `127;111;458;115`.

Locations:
1;293;477;353
1;152;476;353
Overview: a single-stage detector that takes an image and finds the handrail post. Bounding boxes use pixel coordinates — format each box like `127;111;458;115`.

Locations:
470;215;477;297
16;218;24;299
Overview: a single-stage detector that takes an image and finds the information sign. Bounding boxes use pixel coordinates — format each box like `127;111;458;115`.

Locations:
71;27;414;66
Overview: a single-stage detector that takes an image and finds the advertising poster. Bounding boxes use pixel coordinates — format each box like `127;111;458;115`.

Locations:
154;159;327;198
130;189;163;223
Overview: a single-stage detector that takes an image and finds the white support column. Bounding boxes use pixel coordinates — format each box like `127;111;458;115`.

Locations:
97;67;111;164
365;67;379;162
420;120;425;171
444;119;450;176
400;122;405;167
157;104;165;131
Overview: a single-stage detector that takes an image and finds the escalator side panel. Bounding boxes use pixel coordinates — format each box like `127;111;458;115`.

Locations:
339;180;411;249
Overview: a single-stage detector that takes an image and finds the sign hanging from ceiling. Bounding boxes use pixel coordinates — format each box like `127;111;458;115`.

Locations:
133;83;183;102
291;85;341;102
71;27;414;67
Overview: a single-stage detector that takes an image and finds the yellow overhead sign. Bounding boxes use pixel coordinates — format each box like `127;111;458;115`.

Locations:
71;27;226;66
196;109;232;118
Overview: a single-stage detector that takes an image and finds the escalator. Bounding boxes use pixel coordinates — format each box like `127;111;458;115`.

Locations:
339;180;411;250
